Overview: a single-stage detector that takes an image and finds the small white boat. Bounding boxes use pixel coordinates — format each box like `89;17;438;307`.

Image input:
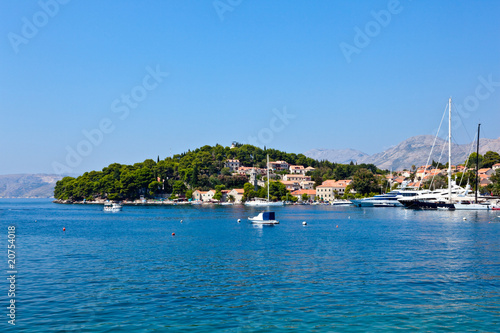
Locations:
331;200;352;206
248;211;279;225
219;202;234;206
104;203;122;212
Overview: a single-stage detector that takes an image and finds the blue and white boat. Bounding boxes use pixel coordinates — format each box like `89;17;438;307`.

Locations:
248;211;279;225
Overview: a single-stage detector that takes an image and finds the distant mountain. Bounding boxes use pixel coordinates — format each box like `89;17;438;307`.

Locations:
0;174;63;198
305;135;500;171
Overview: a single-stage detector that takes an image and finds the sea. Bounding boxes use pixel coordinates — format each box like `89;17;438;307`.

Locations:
1;199;500;332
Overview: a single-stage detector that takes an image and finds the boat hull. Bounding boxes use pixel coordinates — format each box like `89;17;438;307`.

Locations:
399;200;455;210
454;203;491;210
245;201;284;207
350;199;402;207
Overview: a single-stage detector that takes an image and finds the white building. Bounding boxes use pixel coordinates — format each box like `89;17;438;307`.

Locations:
289;165;306;175
224;159;241;171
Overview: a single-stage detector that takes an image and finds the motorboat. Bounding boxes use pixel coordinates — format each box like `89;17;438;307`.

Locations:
104;202;122;212
248;211;279;225
350;191;404;207
331;200;353;206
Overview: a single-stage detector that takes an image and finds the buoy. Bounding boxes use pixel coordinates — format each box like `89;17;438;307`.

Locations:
336;225;339;228
63;227;66;231
302;221;307;225
172;232;175;236
237;219;241;223
348;216;350;219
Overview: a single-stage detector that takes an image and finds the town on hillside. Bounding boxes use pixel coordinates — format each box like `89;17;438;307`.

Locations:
186;159;500;205
53;143;500;204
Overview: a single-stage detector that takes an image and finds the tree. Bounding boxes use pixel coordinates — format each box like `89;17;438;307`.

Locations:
243;182;257;202
148;181;163;197
482;151;500;168
301;193;309;202
487;170;500;195
213;191;222;201
351;168;379;195
172;181;187;196
221;167;232;176
466;152;483;169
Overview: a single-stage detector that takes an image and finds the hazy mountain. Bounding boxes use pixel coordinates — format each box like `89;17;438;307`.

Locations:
305;135;500;171
0;174;63;198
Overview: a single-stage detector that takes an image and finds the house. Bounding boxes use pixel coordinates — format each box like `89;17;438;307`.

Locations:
224;159;241;171
316;183;334;201
305;166;316;173
315;179;352;202
492;163;500;171
192;190;216;202
478;168;494;176
480;175;492;187
282;174;311;182
300;180;315;190
400;170;411;178
289;165;306;175
228;188;244;203
331;179;352;196
268;160;289;171
394;176;406;185
416;169;430;181
280;180;301;191
192;190;206;201
291;189;316;201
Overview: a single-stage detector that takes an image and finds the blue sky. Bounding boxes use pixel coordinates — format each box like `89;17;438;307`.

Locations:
1;0;499;175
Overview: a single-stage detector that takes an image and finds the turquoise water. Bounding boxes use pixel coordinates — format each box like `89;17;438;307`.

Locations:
1;199;500;332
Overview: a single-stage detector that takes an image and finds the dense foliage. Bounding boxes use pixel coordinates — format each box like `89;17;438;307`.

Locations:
54;143;385;201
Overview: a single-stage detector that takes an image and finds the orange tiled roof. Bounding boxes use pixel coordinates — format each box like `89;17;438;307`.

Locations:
291;189;316;195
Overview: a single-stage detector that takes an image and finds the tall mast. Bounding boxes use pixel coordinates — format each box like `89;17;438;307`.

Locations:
267;154;270;202
475;123;481;203
448;97;452;203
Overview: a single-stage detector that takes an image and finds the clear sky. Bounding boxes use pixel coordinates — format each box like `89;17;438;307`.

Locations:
1;0;499;175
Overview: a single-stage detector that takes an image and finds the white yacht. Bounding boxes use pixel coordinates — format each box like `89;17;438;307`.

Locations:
104;202;122;212
351;183;425;207
398;98;475;210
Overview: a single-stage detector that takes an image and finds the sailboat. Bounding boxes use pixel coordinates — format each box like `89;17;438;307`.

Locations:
454;124;494;210
398;98;466;209
244;154;284;207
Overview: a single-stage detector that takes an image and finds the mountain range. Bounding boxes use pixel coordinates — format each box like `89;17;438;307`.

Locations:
305;135;500;171
0;174;63;198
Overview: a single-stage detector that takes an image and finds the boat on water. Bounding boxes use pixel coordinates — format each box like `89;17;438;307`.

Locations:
245;199;284;207
350;191;404;207
398;182;469;210
104;202;122;212
248;211;279;225
331;199;352;206
453;124;496;210
398;98;481;210
245;154;284;207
